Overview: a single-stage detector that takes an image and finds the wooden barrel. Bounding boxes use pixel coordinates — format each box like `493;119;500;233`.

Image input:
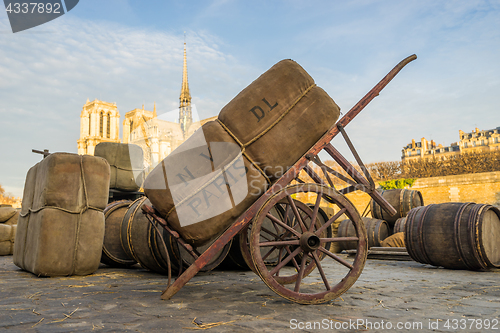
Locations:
370;189;423;225
393;217;407;234
405;203;500;270
121;197;173;275
171;236;233;272
219;236;249;270
338;217;390;250
101;200;137;267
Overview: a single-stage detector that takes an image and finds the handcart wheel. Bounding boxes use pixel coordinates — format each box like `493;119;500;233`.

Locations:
240;202;319;284
249;183;367;304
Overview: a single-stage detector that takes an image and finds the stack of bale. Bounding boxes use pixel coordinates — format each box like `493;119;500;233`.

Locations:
94;142;144;202
98;60;341;274
14;153;110;276
143;59;340;251
0;206;18;255
100;60;340;274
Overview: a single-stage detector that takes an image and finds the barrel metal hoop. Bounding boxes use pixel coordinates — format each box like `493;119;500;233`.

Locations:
405;205;423;263
453;202;479;270
147;221;169;272
374;190;384;220
415;205;433;265
102;200;135;264
476;205;500;268
399;189;407;218
126;197;147;263
468;204;488;269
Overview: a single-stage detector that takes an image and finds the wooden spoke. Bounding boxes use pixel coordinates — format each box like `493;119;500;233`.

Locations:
318;246;353;269
294;254;308;292
320;237;358;243
269;246;303;276
260;225;280;239
315;208;346;236
284;246;301;272
266;212;301;238
309;192;323;232
312;251;331;291
258;240;300;247
262;246;278;262
287;195;307;232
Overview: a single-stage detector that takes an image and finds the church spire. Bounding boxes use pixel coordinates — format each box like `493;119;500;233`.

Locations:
179;38;192;135
179;41;191;108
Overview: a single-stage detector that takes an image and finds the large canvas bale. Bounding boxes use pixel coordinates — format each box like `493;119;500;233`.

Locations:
144;121;268;246
0;207;16;223
94;142;144;191
0;224;16;256
13;153;110;276
218;59;340;181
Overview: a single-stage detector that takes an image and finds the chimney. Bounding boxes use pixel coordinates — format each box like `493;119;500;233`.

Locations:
421;137;427;150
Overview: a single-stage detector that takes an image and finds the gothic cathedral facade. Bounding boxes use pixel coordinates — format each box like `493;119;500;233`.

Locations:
77;42;215;170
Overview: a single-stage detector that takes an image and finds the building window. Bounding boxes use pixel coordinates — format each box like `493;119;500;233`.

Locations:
464;142;468;148
481;139;485;146
99;112;104;137
417;149;421;155
107;113;111;138
496;137;499;143
88;114;91;136
473;141;476;147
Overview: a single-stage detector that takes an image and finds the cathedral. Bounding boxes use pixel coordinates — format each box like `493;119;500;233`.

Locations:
77;42;216;171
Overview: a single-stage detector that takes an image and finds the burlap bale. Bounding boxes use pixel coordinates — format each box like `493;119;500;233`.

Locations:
94;142;144;191
380;232;405;248
218;59;340;181
0;224;16;255
4;210;19;226
144;121;268;246
13;153;110;276
0;207;16;223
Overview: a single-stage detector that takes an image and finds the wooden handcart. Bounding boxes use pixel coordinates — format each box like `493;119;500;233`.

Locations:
141;55;417;304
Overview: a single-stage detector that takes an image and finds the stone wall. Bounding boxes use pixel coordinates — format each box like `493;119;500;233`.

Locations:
342;171;500;216
410;171;500;207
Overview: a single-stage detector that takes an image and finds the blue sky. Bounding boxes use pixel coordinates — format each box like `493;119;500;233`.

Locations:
1;0;499;197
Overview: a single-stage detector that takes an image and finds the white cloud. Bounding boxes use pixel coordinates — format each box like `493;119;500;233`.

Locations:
0;16;257;196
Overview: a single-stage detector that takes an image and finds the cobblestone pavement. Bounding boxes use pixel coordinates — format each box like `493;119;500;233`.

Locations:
1;254;499;332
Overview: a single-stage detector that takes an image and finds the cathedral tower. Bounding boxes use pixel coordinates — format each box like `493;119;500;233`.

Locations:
179;41;192;136
77;99;120;155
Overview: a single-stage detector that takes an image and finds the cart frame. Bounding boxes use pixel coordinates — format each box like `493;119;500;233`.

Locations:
141;54;417;303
